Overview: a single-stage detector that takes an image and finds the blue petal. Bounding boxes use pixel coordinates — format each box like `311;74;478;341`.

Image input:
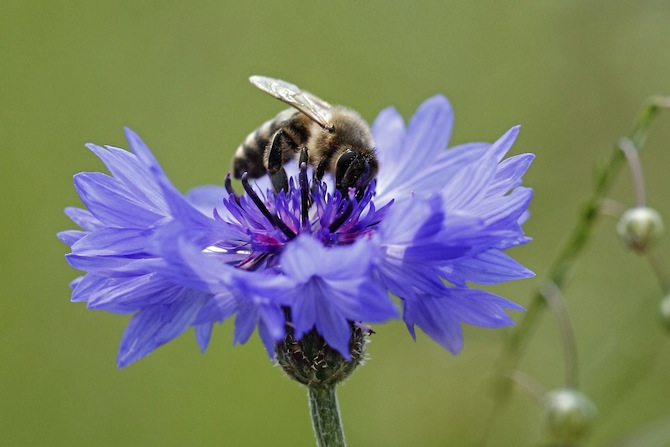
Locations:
71;274;106;303
65;254;155;276
486;125;520;163
194;290;237;325
71;228;154;256
489;153;535;194
116;289;208;368
186;185;230;218
194;323;214;353
330;280;398;323
478;187;534;228
232;302;258;346
124;128;207;227
404;95;454;165
279;236;397;357
440;155;498;211
281;235;379;282
58;230;87;246
225;271;288;355
257;303;286;357
64;206;104;231
314;286;354;359
86;273;181;313
279;236;325;282
444;289;524;327
74;172;165;228
87;144;168;212
404;294;463;354
445;249;535;285
403;289;524;355
375;96;455;200
150;234;242;294
371;106;406;174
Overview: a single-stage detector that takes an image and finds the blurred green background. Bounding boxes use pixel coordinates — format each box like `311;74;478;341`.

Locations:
2;1;670;446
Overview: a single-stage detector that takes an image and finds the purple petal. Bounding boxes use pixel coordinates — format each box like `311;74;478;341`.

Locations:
488;153;535;195
375;96;454;200
194;323;214;353
65;254;155;276
117;290;208;368
64;206;104;231
186;185;230;218
87;144;168;211
71;228;154;256
58;230;88;246
86;273;181;313
404;294;463;354
403;289;524;355
71;274;106;303
444;249;535;285
371;106;406;171
486;125;520;163
74;172;165;228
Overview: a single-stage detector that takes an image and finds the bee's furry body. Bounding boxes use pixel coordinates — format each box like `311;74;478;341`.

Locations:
232;76;379;195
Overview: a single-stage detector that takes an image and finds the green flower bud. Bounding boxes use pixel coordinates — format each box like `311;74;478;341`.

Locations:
617;207;664;253
275;325;366;386
542;388;597;444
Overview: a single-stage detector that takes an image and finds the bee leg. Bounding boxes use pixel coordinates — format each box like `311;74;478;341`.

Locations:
315;157;328;181
265;129;298;174
265;129;299;193
310;153;329;199
335;149;358;197
335;149;370;201
270;168;289;194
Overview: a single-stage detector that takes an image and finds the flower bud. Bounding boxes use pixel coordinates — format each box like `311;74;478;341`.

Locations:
275;325;366;386
542;388;597;444
617;207;664;253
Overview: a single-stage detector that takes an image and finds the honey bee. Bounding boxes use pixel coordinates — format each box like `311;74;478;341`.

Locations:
232;76;378;199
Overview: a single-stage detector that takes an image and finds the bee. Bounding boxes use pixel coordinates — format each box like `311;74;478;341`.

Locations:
232;76;378;199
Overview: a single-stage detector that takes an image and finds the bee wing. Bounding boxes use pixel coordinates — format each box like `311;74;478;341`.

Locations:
250;76;333;129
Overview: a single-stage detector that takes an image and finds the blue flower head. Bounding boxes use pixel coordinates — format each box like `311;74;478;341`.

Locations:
59;95;534;369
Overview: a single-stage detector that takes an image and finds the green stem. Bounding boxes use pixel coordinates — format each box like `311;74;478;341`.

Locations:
494;96;670;389
481;97;668;447
308;385;346;447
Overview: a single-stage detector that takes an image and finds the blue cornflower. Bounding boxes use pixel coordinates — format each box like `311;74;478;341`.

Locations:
59;95;534;368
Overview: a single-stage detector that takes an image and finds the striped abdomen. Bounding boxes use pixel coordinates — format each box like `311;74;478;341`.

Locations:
232;109;313;179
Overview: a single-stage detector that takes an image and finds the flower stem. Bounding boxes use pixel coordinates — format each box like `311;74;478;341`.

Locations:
308;385;346;447
496;95;670;386
481;96;670;445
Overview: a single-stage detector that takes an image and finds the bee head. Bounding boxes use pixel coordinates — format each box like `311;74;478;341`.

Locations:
335;148;376;201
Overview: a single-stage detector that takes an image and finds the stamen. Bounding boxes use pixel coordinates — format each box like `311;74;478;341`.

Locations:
236;252;270;271
329;195;354;232
299;161;310;228
241;173;296;240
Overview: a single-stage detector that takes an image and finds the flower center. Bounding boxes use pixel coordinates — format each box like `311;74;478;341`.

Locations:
217;162;392;271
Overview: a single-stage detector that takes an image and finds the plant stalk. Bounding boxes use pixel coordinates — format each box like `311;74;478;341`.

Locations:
308;385;346;447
